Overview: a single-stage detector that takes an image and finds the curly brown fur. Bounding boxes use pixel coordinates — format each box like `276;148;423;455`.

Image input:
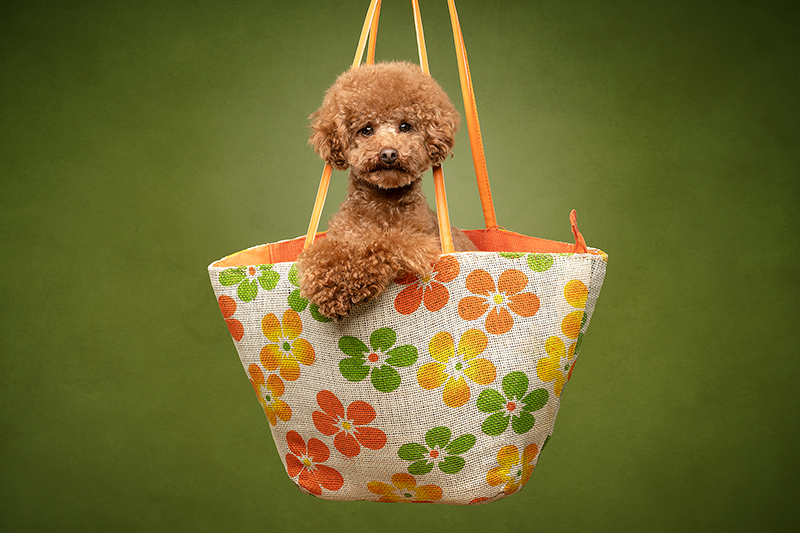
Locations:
297;61;477;320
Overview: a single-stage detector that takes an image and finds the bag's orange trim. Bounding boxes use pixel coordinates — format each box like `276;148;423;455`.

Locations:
215;213;600;268
570;209;588;253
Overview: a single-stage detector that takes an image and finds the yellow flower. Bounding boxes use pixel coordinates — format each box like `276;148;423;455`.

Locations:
537;279;588;395
259;309;315;381
367;473;443;503
536;336;576;396
247;364;291;426
486;443;538;494
417;330;496;408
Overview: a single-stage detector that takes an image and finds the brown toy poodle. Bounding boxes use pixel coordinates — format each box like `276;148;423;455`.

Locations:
296;61;477;320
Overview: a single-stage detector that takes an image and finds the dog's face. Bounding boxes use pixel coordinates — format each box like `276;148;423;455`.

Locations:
309;62;460;189
347;116;432;188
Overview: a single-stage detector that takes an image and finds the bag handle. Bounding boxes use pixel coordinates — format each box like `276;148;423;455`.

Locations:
445;0;496;230
303;0;382;251
303;0;496;253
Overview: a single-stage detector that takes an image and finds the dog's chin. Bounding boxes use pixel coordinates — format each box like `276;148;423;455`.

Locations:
356;168;419;189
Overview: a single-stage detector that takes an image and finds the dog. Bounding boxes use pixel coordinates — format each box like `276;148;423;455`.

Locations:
296;61;477;320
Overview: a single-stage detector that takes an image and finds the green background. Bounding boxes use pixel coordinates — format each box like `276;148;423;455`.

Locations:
2;0;797;531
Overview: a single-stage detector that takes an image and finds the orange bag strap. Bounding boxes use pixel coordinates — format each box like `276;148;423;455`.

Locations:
304;0;497;252
412;0;456;254
304;0;381;250
446;0;496;229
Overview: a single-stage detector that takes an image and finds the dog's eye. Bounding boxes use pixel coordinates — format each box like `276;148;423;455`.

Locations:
399;122;412;133
359;126;374;137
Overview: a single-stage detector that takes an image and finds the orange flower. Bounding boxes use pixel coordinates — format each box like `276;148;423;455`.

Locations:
218;295;243;342
394;256;460;315
285;431;344;496
458;269;540;335
312;390;387;458
367;473;443;503
247;364;291;425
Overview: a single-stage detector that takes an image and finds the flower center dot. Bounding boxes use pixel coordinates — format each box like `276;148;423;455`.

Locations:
368;353;379;363
455;362;463;371
429;449;439;459
341;421;353;431
507;402;516;412
422;275;431;284
516;470;522;477
302;458;312;467
283;342;291;352
493;294;504;305
264;395;271;403
248;267;256;276
404;493;412;499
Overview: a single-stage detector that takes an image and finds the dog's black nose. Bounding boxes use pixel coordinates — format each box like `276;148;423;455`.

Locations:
380;148;398;165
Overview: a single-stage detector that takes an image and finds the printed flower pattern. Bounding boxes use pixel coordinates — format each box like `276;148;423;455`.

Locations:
312;390;387;458
417;330;496;408
477;371;548;436
287;265;332;323
458;269;540;334
218;295;243;341
539;339;580;397
248;363;291;426
338;328;418;393
367;473;443;503
285;431;344;496
394;255;460;315
209;242;604;505
527;254;554;272
562;279;588;340
537;280;588;396
219;264;279;302
398;426;476;475
487;443;539;495
259;309;315;382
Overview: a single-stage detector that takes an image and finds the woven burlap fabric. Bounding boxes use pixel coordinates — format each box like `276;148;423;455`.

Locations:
209;245;606;505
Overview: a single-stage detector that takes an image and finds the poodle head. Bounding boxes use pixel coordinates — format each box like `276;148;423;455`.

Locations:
309;61;460;189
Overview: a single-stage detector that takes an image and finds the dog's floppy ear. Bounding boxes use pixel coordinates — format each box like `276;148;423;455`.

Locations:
424;107;460;165
309;97;350;171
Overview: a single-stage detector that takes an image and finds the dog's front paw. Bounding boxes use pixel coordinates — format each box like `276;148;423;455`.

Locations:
302;265;388;320
305;268;358;321
297;241;396;320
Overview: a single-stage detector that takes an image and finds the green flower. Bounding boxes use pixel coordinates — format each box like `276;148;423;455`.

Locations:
287;265;332;323
398;426;476;475
219;265;279;302
498;252;526;259
338;328;417;393
527;254;554;272
477;371;548;436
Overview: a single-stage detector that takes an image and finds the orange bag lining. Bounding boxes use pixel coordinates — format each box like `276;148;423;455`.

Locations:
213;227;602;268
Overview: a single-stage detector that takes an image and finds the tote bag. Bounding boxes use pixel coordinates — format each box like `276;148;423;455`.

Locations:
208;0;607;505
